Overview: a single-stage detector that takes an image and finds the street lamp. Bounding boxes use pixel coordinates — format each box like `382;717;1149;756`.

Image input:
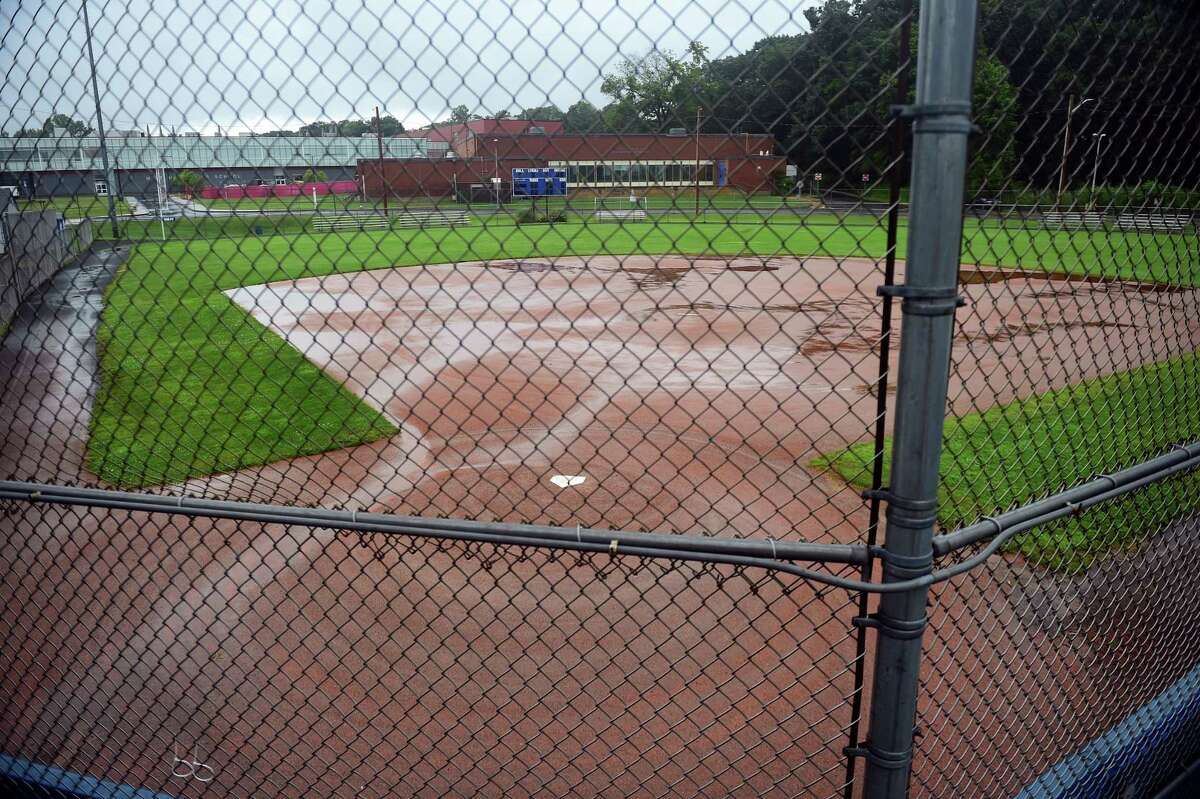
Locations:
1089;132;1108;210
492;138;500;210
1055;95;1093;209
81;0;119;238
694;106;703;217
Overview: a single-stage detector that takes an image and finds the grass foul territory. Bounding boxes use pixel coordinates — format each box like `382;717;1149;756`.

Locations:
816;353;1200;570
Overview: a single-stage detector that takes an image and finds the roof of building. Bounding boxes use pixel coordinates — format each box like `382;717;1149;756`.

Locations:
0;134;448;172
425;118;566;143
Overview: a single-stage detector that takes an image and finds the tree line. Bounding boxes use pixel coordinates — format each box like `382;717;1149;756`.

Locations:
494;0;1200;196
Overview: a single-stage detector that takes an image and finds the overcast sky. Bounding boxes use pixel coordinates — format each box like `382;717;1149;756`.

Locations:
2;0;814;134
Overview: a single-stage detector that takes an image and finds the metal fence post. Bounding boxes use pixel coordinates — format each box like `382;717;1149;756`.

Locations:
861;0;978;796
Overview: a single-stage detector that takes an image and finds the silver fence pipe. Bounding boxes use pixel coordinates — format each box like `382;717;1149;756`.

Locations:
0;479;866;567
860;0;978;796
933;440;1200;555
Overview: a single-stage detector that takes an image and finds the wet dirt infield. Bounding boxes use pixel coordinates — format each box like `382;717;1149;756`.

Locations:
227;253;1200;542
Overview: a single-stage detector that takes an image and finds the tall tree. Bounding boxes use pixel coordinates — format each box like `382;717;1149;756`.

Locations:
519;105;564;121
14;113;94;137
296;115;403;137
968;48;1020;191
599;42;716;132
563;100;603;133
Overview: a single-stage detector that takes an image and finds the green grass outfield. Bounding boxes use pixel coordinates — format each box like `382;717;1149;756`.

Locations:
815;354;1200;571
18;195;132;219
90;217;1199;506
108;213;1199;284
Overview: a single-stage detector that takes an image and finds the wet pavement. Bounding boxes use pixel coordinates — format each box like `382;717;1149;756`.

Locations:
0;244;127;483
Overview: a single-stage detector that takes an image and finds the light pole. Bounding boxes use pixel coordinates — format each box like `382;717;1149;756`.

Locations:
1089;132;1108;210
374;106;387;216
694;106;703;217
492;138;500;211
1056;95;1093;209
82;0;119;238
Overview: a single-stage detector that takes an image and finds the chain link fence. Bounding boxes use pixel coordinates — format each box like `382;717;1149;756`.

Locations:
1;0;1199;796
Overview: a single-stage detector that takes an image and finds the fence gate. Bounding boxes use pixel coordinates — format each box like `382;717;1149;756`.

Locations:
3;0;1200;797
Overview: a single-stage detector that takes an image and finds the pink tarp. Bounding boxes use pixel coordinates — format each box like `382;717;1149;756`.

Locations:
196;181;359;200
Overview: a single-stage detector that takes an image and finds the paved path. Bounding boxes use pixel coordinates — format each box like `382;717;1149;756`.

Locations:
0;245;127;482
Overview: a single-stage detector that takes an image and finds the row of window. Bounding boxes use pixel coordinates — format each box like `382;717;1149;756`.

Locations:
554;162;715;186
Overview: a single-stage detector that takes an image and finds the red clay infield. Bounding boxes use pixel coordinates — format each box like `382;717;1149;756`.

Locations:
225;253;1199;542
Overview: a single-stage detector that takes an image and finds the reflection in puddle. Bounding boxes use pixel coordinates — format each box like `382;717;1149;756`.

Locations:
801;334;881;355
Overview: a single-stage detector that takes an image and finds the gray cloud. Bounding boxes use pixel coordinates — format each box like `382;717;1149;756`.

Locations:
3;0;812;133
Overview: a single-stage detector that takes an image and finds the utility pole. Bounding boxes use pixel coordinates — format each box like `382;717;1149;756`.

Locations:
1056;95;1093;209
375;106;388;216
82;0;119;238
694;106;703;217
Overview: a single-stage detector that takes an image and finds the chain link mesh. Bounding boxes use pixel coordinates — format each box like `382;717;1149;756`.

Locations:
906;0;1200;795
1;0;1199;796
0;0;915;795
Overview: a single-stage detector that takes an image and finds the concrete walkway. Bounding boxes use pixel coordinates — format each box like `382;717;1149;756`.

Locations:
0;244;127;482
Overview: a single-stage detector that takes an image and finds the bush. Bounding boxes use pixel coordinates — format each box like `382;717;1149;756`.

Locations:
172;169;205;196
515;206;567;224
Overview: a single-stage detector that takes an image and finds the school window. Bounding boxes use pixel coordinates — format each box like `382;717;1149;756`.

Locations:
94;180;108;196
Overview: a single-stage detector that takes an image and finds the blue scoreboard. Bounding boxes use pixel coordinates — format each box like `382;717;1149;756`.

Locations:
511;168;567;197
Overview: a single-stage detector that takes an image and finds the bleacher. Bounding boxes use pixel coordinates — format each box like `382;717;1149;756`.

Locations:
593;210;648;221
311;209;471;232
391;209;471;229
1115;214;1191;232
1040;211;1106;230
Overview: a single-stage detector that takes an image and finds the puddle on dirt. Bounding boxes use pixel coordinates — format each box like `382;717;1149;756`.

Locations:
682;301;807;313
728;262;782;273
852;381;897;397
491;261;574;273
958;318;1139;344
624;267;691;291
648;297;876;321
643;301;811;321
960;266;1187;294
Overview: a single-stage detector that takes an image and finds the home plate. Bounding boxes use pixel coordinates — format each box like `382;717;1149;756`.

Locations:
550;475;587;488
